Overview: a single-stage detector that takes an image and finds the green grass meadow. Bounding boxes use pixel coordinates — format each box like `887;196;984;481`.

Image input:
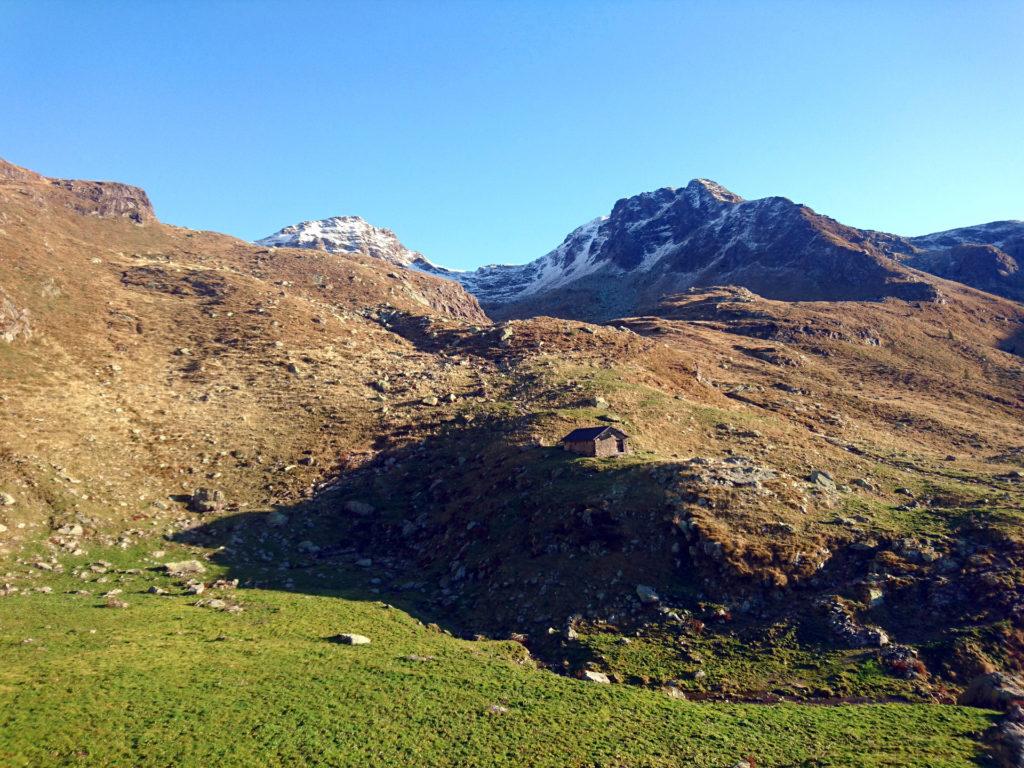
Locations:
0;546;997;768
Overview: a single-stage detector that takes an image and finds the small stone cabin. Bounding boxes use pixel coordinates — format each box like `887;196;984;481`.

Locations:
561;426;630;457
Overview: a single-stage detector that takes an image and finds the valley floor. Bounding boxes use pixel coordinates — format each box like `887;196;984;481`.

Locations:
0;543;997;768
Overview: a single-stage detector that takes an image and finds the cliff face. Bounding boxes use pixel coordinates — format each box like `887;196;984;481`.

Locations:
49;178;156;223
0;158;156;223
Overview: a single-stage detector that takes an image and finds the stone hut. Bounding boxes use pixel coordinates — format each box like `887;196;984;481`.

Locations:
561;426;630;457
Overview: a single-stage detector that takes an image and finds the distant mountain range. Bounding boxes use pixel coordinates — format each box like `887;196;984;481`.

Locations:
258;181;1023;320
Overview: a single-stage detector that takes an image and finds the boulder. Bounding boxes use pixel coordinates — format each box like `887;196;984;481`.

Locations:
163;560;207;577
995;719;1024;768
332;633;371;645
195;598;227;610
807;470;836;489
636;584;660;604
265;511;288;527
297;540;320;554
343;500;375;516
959;672;1024;710
581;670;610;683
0;492;14;506
189;488;225;514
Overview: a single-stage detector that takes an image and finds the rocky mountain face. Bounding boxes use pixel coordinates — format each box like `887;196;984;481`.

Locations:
259;181;1022;321
891;222;1024;303
466;180;944;320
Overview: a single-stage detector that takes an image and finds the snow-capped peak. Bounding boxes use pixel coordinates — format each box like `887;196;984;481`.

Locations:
685;178;744;206
256;215;432;269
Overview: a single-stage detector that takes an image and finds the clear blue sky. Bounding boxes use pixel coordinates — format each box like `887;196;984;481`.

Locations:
3;1;1022;270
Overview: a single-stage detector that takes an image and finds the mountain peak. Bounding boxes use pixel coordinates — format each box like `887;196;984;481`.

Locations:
684;178;744;205
256;215;432;270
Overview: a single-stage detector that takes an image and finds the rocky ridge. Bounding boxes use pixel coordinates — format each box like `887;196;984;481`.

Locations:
259;181;1023;321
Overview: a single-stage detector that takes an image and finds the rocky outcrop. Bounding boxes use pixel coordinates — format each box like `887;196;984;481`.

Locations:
0;158;155;223
50;178;156;223
0;289;31;343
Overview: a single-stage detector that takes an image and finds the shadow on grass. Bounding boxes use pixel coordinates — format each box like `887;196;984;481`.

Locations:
999;324;1024;358
170;418;693;643
168;417;1021;700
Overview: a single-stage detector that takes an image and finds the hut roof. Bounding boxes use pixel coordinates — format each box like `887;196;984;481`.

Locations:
561;426;629;443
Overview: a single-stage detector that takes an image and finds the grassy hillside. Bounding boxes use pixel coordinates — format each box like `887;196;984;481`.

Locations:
2;160;1024;765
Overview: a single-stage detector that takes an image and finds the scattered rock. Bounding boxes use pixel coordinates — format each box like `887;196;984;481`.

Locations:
581;670;611;683
401;654;435;663
881;644;927;679
194;597;243;612
818;595;889;647
0;492;14;506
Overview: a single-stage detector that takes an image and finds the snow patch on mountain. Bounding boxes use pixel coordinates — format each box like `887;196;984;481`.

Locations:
908;220;1024;252
256;215;444;274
